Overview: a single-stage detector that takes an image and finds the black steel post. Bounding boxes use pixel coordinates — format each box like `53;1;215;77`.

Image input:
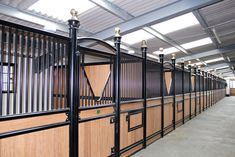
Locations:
198;69;201;114
68;10;80;157
194;66;197;116
202;71;205;111
114;27;121;157
181;62;185;124
205;72;208;109
171;56;176;129
188;64;192;119
159;53;164;138
141;40;147;148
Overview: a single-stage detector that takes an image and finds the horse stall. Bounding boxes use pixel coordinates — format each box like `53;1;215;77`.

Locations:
0;16;226;157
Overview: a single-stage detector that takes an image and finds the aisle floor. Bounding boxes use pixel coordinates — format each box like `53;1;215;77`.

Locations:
133;97;235;157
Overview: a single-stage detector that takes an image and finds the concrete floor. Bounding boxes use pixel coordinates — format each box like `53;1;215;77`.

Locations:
134;97;235;157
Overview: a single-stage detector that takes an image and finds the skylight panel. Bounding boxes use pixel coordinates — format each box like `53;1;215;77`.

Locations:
153;47;178;55
122;30;154;45
181;38;212;49
151;12;199;34
28;0;96;21
205;57;224;64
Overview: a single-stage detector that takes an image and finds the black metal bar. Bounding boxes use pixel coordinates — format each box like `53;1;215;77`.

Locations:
13;29;18;114
59;43;63;108
188;65;192;119
0;121;69;139
36;36;40;112
194;66;197;116
19;31;24;114
42;36;46;111
202;71;205;111
159;53;164;138
114;28;121;157
171;57;176;129
141;41;147;148
0;26;4;116
31;33;36;112
181;62;185;124
47;37;51;110
51;39;55;109
7;28;12;115
68;18;80;157
25;31;30;113
205;72;208;109
198;69;201;114
0;108;68;121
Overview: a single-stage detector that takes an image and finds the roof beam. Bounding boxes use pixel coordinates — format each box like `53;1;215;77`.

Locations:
91;0;222;39
176;47;235;63
0;3;92;36
89;0;133;20
203;63;229;71
90;0;189;54
193;10;220;47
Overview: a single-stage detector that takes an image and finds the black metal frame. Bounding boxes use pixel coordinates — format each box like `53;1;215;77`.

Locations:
0;18;227;157
159;54;164;138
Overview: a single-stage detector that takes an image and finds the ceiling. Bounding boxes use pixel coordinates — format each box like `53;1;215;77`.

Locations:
0;0;235;78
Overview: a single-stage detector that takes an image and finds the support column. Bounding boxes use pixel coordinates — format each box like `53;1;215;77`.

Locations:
198;68;201;114
68;9;80;157
114;27;121;157
171;54;176;129
181;61;185;124
194;66;197;116
205;72;208;109
159;50;164;138
188;62;192;119
202;71;205;111
141;40;147;148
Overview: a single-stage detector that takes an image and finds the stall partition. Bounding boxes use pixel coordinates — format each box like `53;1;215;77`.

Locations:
0;15;226;157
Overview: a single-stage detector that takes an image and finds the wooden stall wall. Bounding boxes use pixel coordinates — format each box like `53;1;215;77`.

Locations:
0;114;69;157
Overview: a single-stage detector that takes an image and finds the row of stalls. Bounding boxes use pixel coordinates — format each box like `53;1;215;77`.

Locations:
0;17;226;157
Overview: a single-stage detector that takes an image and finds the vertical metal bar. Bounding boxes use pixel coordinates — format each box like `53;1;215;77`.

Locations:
59;42;63;108
51;38;55;110
205;72;207;109
63;43;67;108
19;31;24;114
171;56;176;129
46;38;51;110
68;16;79;157
159;53;164;138
202;71;205;111
198;69;201;114
0;26;4;116
41;36;46;111
188;64;192;119
25;32;30;113
194;66;197;116
13;29;18;114
114;28;121;157
141;40;147;148
7;28;12;115
30;33;36;112
181;62;185;124
55;41;59;109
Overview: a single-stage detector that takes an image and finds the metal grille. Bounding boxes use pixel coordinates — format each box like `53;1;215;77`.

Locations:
0;21;69;116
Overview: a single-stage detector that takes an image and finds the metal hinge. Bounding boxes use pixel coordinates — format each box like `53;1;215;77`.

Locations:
111;147;115;154
110;117;115;124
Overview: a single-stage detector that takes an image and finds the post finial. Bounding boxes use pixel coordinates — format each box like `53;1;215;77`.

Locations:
141;40;147;48
159;47;164;53
181;58;184;63
115;27;121;37
172;53;175;59
70;9;77;19
188;61;191;65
